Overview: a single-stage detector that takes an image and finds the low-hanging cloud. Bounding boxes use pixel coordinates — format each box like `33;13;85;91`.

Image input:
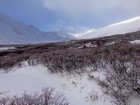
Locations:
42;0;140;21
0;0;140;33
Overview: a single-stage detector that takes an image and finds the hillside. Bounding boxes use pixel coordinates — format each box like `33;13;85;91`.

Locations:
0;12;73;44
76;16;140;39
0;31;140;105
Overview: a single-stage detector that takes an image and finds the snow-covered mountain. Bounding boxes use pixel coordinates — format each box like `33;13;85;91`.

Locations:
76;16;140;39
0;12;73;44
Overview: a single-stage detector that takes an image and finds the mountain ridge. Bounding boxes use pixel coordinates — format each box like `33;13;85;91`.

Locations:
76;16;140;39
0;12;73;44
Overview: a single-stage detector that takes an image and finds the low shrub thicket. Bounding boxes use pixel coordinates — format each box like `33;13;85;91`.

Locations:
0;88;69;105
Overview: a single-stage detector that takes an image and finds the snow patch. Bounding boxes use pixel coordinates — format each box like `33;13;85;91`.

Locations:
78;42;97;49
0;47;15;51
105;42;115;46
0;65;113;105
129;40;140;44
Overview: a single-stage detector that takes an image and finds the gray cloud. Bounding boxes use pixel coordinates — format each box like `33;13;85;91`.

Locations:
42;0;140;23
0;0;140;33
40;0;140;32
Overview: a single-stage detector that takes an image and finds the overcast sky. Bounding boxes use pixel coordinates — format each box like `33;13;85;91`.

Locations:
0;0;140;33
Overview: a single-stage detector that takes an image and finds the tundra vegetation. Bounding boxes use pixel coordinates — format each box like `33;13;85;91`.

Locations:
0;31;140;105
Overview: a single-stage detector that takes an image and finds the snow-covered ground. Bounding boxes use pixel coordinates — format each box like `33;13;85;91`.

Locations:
76;16;140;39
129;40;140;44
0;47;15;51
0;65;113;105
74;29;95;38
